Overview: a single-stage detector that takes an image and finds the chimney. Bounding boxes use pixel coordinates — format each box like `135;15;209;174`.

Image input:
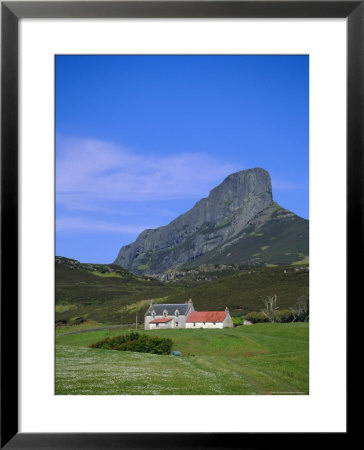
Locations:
188;298;192;304
225;306;229;313
150;300;154;307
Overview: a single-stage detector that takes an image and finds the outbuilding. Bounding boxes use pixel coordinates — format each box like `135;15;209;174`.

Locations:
185;307;234;329
148;317;173;330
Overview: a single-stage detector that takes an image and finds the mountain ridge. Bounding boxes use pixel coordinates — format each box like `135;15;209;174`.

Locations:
114;168;308;274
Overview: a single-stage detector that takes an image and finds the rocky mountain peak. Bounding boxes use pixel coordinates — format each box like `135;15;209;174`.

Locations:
114;168;276;274
206;168;272;215
212;167;272;198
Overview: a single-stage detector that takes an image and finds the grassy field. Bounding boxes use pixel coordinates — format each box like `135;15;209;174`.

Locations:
56;322;309;395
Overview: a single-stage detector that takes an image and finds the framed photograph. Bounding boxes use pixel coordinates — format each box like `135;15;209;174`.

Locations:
1;1;356;447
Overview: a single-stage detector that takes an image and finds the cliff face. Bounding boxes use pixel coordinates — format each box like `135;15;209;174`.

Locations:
114;168;274;274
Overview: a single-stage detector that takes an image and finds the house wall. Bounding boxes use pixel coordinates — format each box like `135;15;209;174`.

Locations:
146;316;178;330
185;321;224;329
149;320;173;330
223;313;234;328
148;315;187;329
173;314;188;329
144;315;154;330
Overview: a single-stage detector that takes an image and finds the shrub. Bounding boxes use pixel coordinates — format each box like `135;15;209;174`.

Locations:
89;332;174;355
274;309;294;323
70;316;87;325
244;312;269;324
232;317;243;327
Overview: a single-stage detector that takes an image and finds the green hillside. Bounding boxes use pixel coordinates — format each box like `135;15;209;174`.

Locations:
55;256;179;325
56;257;308;325
166;265;309;317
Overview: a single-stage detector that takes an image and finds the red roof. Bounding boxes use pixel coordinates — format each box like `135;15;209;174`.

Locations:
149;317;173;324
186;311;227;323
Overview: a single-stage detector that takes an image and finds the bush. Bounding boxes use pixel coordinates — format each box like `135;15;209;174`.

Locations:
89;332;174;355
244;312;269;324
70;316;87;325
274;309;294;323
232;317;243;327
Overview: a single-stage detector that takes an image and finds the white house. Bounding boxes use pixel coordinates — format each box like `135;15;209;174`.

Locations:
144;299;194;330
185;307;234;329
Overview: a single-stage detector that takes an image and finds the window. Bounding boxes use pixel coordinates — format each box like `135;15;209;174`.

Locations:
213;322;216;325
175;321;178;327
152;311;156;318
193;323;196;327
175;310;179;317
156;323;159;327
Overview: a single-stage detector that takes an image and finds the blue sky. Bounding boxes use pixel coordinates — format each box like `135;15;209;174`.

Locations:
56;55;309;264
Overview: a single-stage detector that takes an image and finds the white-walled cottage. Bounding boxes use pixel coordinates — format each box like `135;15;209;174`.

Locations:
185;307;234;329
144;299;194;330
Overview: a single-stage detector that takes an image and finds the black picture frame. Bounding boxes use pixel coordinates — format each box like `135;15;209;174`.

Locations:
1;1;356;448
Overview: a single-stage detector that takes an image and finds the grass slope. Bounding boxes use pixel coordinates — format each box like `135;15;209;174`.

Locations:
56;257;308;324
56;323;309;395
55;257;179;325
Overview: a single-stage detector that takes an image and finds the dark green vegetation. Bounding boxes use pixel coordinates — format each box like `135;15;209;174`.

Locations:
89;332;173;355
245;305;309;324
56;323;309;395
244;311;271;323
184;204;309;268
56;256;308;324
164;265;309;318
55;256;177;325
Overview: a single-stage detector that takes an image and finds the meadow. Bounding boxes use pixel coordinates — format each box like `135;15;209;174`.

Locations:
56;322;309;395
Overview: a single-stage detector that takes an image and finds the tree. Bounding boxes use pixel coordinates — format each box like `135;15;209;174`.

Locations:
261;294;279;323
290;295;309;322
